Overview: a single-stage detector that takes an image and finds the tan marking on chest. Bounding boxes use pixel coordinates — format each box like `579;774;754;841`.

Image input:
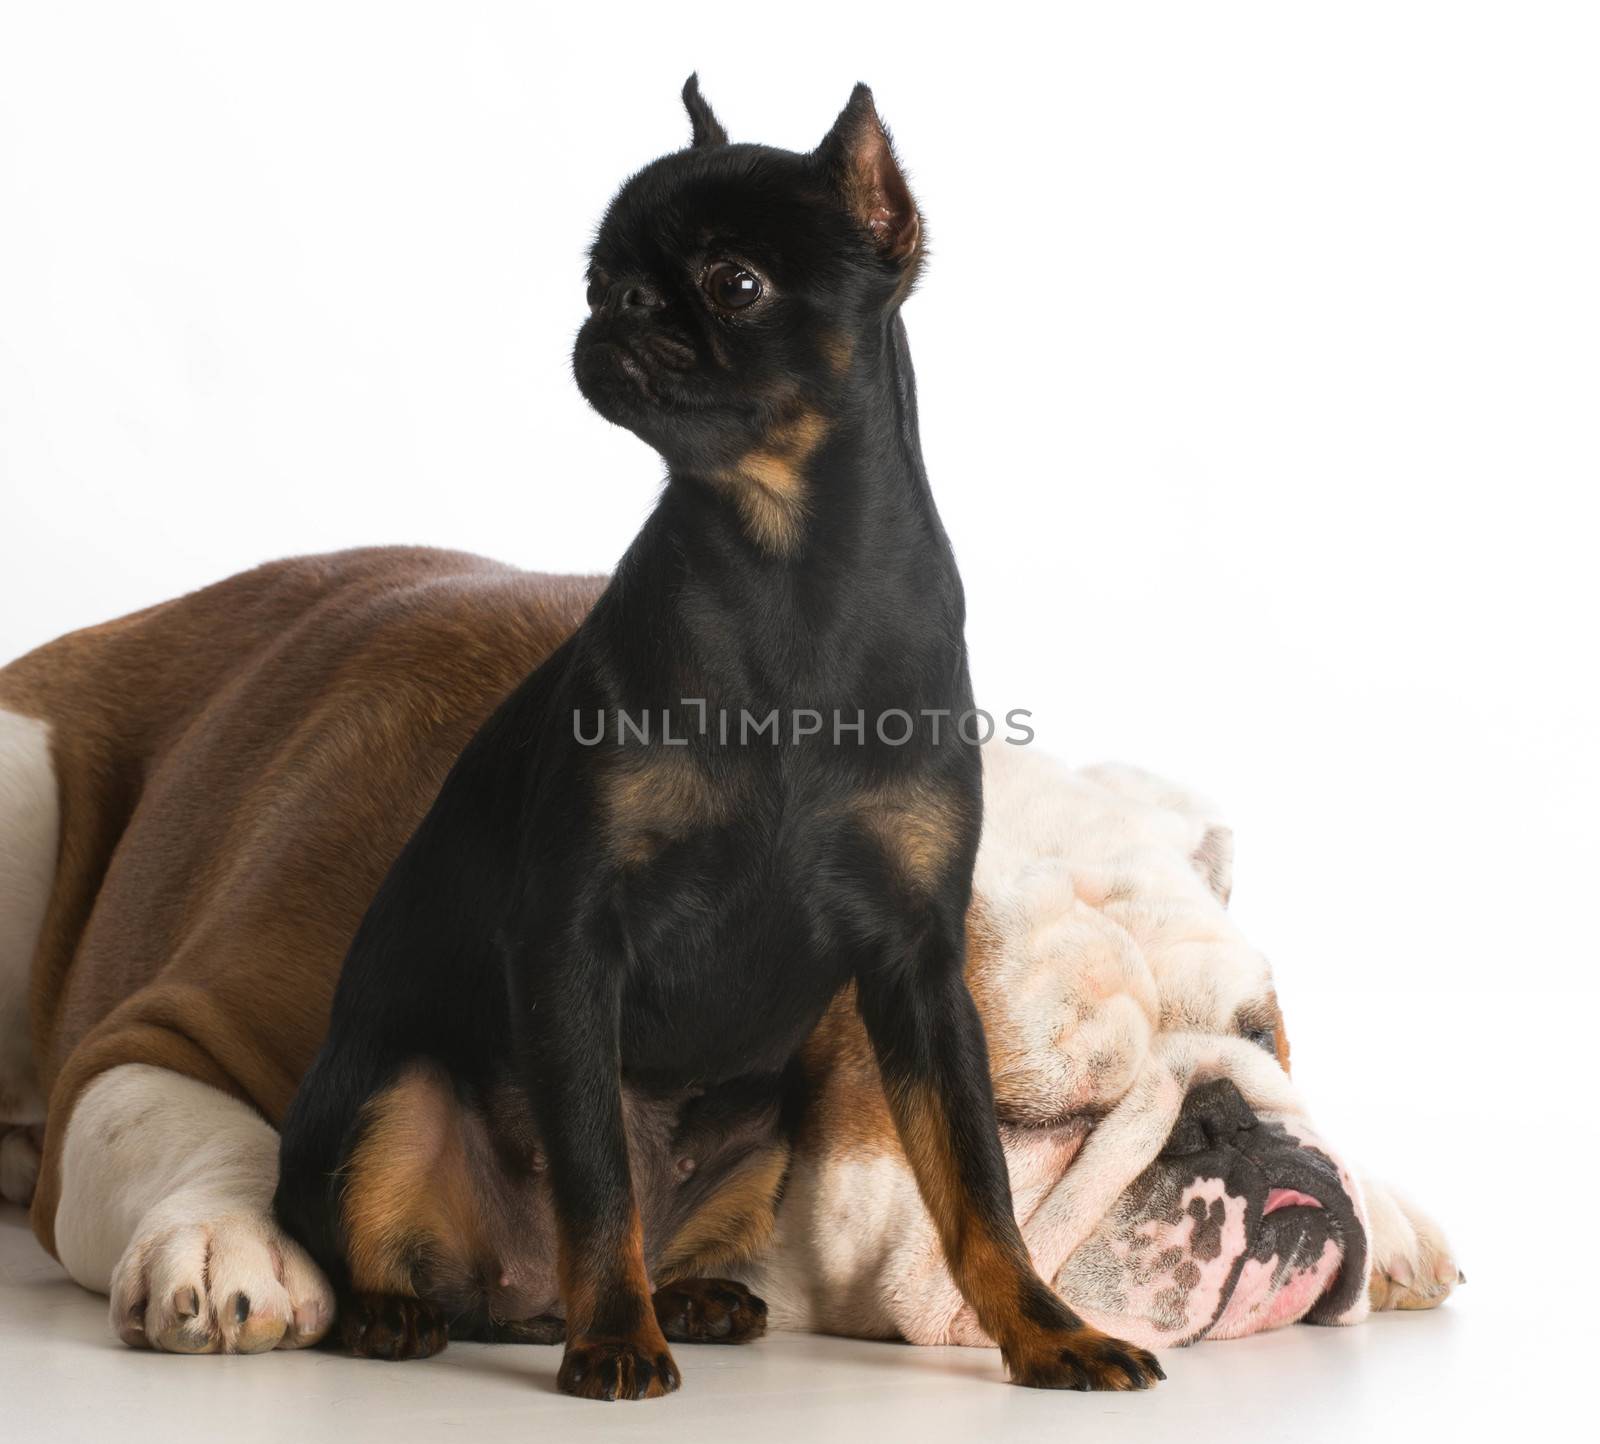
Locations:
601;751;739;866
852;780;971;893
711;412;829;557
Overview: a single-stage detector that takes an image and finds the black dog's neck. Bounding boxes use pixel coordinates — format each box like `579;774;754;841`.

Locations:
792;311;936;512
595;315;965;714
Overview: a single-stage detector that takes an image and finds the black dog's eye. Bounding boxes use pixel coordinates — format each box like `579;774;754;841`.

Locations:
703;261;762;311
1242;1028;1276;1055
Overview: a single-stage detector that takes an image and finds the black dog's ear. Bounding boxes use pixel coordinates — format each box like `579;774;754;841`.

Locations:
682;73;729;149
815;83;923;272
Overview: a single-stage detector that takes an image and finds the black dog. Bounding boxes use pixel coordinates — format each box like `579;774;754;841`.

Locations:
275;77;1164;1401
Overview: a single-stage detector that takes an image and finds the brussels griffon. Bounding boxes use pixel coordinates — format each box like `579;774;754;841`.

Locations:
274;76;1164;1401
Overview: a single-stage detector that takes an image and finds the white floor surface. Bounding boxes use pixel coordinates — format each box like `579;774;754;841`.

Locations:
0;1196;1577;1444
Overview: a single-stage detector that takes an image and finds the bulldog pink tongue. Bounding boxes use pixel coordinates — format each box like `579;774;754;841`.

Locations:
1263;1188;1322;1215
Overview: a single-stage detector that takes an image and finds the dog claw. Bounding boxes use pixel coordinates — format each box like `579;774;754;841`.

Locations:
558;1336;682;1400
1007;1327;1165;1391
653;1278;768;1346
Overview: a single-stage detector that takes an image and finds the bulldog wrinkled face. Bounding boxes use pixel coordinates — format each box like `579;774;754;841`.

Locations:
961;749;1372;1348
1057;1080;1367;1347
572;79;917;476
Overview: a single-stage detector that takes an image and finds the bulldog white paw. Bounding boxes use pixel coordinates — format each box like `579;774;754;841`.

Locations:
109;1205;333;1354
1364;1179;1462;1312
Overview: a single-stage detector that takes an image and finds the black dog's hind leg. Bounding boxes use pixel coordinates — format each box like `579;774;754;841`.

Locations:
451;1315;567;1345
452;1282;766;1348
334;1292;451;1360
651;1279;768;1344
857;927;1166;1391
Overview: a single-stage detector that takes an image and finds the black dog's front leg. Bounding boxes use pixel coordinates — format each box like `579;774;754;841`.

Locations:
857;932;1165;1391
520;959;679;1401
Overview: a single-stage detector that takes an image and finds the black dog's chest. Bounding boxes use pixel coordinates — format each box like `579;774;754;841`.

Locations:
610;795;873;1082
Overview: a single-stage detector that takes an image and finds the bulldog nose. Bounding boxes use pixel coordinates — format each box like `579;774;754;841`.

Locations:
1160;1078;1260;1157
609;279;665;317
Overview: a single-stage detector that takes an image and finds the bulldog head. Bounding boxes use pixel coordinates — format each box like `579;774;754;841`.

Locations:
758;743;1372;1350
961;747;1370;1347
1054;1082;1366;1344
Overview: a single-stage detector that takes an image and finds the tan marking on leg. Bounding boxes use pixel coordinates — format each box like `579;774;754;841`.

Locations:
656;1142;791;1281
882;1077;1058;1353
884;1078;1161;1389
557;1206;680;1400
558;1205;654;1338
341;1066;484;1296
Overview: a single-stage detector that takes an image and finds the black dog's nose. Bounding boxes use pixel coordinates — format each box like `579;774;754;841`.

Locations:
1160;1077;1260;1157
609;279;665;316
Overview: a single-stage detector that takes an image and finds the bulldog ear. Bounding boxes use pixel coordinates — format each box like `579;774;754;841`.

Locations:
682;73;729;149
815;83;923;272
1191;825;1235;907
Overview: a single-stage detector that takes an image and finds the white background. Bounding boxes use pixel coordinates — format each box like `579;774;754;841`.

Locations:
1;3;1596;1438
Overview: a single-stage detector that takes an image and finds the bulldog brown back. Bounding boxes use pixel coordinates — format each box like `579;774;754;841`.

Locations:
0;547;603;1255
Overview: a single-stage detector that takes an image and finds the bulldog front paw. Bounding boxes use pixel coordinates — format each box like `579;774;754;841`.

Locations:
337;1292;449;1360
653;1277;768;1344
109;1206;333;1354
1365;1180;1462;1312
1005;1326;1165;1391
558;1334;682;1400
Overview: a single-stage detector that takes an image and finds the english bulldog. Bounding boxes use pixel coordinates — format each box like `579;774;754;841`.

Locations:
0;549;1459;1358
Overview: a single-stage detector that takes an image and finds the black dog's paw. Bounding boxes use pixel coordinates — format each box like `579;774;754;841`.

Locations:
1006;1326;1165;1391
653;1278;768;1344
558;1333;682;1400
335;1293;449;1361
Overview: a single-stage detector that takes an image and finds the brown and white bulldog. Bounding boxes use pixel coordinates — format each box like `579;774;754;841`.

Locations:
0;548;1459;1357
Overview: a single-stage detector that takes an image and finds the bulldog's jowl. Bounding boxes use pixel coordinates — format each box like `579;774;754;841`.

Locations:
1059;1080;1369;1344
272;77;1164;1398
